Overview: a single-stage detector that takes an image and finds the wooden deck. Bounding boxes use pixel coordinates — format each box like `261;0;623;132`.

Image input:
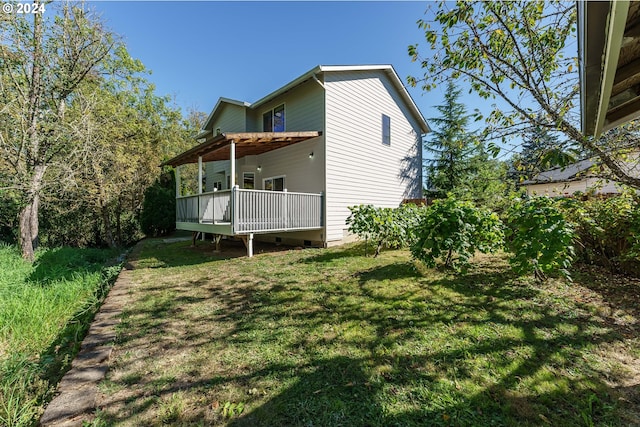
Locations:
175;187;323;256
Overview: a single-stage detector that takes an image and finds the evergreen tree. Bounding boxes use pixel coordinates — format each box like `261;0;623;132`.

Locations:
513;123;562;181
425;80;477;197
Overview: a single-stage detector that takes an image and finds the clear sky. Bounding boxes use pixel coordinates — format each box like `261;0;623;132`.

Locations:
91;1;450;122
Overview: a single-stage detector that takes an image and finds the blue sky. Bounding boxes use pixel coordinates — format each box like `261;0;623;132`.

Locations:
92;1;450;121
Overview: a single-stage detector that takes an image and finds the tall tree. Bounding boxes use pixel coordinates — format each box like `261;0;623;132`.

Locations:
408;1;640;189
425;80;477;196
0;1;118;260
513;123;563;181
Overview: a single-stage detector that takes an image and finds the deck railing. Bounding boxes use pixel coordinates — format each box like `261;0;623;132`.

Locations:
176;187;323;233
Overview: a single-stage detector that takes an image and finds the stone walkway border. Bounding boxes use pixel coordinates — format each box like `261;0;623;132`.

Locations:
40;242;142;426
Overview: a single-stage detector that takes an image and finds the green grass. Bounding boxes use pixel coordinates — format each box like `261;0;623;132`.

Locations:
93;239;640;426
0;243;122;426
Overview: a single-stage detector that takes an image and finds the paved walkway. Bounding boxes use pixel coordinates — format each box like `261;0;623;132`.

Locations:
40;244;141;426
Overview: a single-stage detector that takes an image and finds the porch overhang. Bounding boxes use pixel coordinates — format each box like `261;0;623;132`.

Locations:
579;1;640;136
162;131;322;167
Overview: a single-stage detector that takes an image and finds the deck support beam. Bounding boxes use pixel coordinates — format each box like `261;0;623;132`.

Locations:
240;233;254;257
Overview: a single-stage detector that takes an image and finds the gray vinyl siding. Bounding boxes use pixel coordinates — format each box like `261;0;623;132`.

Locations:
324;70;423;242
210;103;246;133
246;79;324;132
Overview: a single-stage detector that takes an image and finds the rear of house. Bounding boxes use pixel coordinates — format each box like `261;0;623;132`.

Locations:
164;65;429;254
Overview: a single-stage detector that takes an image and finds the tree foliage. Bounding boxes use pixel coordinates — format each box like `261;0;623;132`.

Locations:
411;197;503;270
425;80;478;195
141;169;177;238
0;2;194;252
409;1;640;189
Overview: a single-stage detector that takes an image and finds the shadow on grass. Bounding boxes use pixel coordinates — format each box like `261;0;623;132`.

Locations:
98;250;636;426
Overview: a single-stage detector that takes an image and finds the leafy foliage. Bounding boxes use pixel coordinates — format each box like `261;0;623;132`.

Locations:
346;204;422;257
141;169;177;237
410;197;503;270
505;197;575;281
562;193;640;274
408;1;640;189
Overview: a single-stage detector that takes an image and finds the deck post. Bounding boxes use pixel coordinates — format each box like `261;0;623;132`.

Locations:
197;156;203;194
247;233;254;257
283;189;288;229
230;141;236;189
175;165;181;198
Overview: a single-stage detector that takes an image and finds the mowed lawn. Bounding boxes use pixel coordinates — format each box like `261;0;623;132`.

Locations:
93;238;640;426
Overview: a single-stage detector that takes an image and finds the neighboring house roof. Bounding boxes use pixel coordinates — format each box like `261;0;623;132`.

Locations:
579;1;640;136
200;64;430;137
521;159;597;185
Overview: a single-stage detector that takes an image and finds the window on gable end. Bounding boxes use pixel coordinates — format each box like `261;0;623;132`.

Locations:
382;114;391;146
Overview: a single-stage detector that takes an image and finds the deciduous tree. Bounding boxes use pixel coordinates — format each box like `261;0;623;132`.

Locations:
409;1;640;189
0;1;117;259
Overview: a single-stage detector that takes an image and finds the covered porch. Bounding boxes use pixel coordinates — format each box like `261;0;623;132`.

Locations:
163;132;324;257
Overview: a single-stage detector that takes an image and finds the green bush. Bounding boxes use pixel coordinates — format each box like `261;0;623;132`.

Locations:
410;197;504;270
346;203;422;257
140;169;176;237
562;193;640;274
505;197;575;281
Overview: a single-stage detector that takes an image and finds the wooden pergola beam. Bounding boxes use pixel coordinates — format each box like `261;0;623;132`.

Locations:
162;131;322;167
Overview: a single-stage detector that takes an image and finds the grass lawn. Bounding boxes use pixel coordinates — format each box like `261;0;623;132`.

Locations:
0;244;122;426
93;238;640;426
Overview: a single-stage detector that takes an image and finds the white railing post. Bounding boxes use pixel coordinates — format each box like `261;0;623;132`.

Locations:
232;185;240;233
283;189;288;230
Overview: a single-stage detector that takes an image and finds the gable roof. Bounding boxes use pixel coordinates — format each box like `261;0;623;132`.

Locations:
201;65;430;135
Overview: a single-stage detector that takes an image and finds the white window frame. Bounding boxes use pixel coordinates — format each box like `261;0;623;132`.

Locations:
263;175;286;191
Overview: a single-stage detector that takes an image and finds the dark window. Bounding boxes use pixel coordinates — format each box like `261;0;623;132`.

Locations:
263;104;285;132
264;176;285;191
243;172;255;189
263;111;273;132
382;114;391;146
273;104;285;132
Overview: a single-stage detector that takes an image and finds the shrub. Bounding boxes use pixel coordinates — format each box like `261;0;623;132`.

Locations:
562;193;640;274
346;203;422;257
140;169;176;237
505;197;575;281
410;197;503;270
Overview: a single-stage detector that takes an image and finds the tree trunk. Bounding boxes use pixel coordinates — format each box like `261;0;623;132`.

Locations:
101;205;116;248
19;165;46;261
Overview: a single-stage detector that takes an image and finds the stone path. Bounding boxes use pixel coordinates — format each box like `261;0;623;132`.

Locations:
40;244;140;426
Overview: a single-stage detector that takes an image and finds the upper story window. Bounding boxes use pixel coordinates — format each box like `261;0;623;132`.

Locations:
382;114;391;146
263;104;285;132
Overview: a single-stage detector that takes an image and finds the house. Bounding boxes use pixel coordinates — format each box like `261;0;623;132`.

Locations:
163;65;430;256
522;159;622;197
522;153;640;197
